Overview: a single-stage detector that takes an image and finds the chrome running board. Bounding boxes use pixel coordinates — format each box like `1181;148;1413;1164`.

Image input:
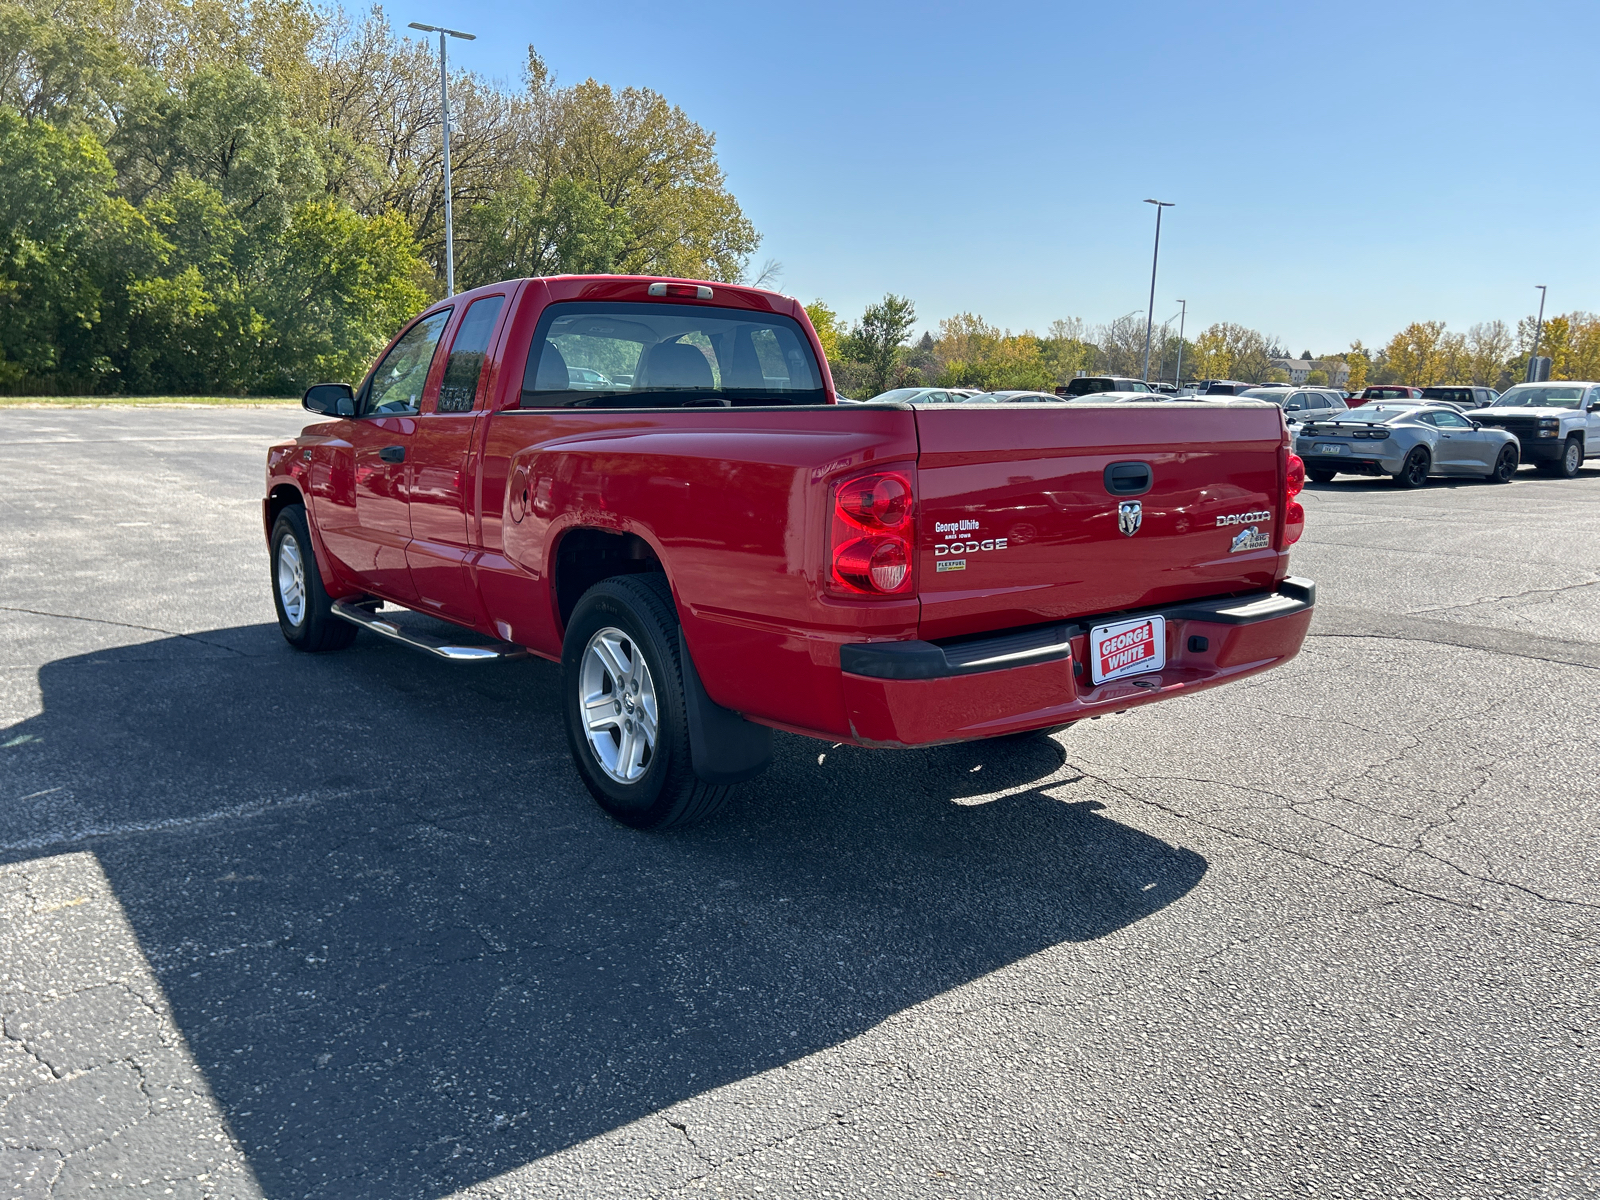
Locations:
332;600;530;662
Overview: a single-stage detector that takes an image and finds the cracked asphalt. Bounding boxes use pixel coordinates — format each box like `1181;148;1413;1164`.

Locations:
1;407;1597;1199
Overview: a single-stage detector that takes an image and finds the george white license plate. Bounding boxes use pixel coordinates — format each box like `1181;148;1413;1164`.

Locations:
1089;615;1166;685
1313;443;1346;455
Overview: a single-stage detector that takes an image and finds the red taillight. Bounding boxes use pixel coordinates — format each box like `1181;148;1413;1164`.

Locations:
836;473;911;530
1280;453;1306;545
834;536;910;592
1286;453;1305;498
828;469;915;596
1283;500;1305;545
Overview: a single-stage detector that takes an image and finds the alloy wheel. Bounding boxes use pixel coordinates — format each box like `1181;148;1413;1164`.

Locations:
276;534;307;626
579;626;659;784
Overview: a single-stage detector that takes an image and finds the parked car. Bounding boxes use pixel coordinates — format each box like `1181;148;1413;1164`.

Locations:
1201;380;1259;396
1470;381;1600;478
1419;385;1498;411
988;390;1070;403
268;274;1316;828
1347;385;1423;408
1294;405;1520;487
1057;376;1156;397
1240;387;1349;426
1061;391;1184;404
870;387;966;406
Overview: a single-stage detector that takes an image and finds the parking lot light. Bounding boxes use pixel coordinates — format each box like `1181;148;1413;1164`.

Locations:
1141;200;1174;383
408;21;477;297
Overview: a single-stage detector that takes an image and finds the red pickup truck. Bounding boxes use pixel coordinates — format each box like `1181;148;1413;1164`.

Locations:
264;275;1314;829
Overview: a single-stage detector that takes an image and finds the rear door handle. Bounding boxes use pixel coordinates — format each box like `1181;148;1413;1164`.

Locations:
379;445;406;463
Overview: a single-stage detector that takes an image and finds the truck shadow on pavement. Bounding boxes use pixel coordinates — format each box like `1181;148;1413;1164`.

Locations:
1;623;1206;1199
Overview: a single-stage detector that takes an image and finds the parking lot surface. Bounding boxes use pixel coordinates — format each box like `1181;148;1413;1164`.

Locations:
2;408;1597;1199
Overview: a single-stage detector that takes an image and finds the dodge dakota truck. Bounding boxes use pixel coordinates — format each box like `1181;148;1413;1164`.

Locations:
265;275;1315;829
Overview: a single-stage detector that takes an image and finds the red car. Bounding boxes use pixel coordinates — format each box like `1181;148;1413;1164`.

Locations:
264;275;1314;828
1347;385;1423;408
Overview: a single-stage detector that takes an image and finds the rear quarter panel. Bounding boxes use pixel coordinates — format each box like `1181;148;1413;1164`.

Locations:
483;405;920;739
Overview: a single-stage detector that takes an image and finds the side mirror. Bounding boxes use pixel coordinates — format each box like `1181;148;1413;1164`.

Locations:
303;382;355;417
1588;400;1600;412
1470;420;1482;429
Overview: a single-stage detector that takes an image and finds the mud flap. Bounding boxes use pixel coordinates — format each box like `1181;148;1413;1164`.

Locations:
677;628;773;784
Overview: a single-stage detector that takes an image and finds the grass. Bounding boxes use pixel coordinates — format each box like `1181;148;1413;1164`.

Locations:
0;394;299;408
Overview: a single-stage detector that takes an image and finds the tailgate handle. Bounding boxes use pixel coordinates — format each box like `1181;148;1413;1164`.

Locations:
1103;461;1152;496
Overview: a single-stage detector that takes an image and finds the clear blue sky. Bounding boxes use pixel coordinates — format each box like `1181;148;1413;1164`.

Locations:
370;0;1598;352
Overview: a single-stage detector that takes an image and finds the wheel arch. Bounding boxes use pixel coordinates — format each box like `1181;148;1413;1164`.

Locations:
551;526;668;635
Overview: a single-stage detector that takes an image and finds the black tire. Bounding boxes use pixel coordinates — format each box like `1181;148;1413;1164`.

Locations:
1554;436;1583;479
1307;467;1337;484
1489;444;1519;483
561;574;733;830
1392;446;1430;488
270;505;357;652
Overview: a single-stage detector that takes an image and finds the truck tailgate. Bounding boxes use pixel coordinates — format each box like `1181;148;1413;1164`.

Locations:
913;403;1287;641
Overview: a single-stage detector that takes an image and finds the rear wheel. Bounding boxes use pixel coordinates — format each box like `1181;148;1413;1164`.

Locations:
270;505;357;652
1307;467;1337;484
1392;447;1430;488
1489;444;1518;483
561;574;734;830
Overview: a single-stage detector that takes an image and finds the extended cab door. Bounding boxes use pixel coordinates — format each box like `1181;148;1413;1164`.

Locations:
315;308;452;602
404;290;510;625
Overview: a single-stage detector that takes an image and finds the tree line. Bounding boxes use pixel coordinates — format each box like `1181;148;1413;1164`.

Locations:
0;0;759;395
809;298;1600;397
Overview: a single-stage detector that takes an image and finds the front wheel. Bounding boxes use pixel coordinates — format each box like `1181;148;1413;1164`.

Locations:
1307;467;1337;484
1392;447;1430;488
1555;437;1583;479
1489;444;1519;483
270;506;357;652
561;574;734;830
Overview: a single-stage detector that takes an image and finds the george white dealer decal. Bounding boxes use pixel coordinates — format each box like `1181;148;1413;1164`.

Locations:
1216;509;1271;526
932;517;1006;556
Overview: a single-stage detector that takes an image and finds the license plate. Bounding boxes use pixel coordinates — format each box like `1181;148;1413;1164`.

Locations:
1090;615;1166;685
1314;443;1345;455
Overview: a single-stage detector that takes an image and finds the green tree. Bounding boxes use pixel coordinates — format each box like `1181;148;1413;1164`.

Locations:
841;294;916;398
803;299;841;363
0;106;162;390
1304;369;1328;386
458;176;627;289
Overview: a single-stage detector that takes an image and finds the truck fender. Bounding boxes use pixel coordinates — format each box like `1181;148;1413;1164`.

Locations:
676;627;772;784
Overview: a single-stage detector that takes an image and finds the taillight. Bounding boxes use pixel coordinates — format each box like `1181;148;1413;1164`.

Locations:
827;469;915;596
1282;453;1305;546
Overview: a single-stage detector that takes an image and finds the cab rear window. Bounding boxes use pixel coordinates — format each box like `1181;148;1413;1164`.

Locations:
520;301;826;408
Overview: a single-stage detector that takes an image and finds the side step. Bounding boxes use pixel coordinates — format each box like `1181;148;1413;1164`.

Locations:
332;600;531;662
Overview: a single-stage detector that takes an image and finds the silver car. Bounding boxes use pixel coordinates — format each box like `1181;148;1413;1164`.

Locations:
1295;404;1520;487
1241;386;1349;428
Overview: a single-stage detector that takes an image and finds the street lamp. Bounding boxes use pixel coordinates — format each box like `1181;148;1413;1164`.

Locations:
408;21;477;297
1173;299;1187;387
1141;200;1174;382
1526;284;1548;381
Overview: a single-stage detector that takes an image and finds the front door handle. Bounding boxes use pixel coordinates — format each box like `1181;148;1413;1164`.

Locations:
379;445;406;463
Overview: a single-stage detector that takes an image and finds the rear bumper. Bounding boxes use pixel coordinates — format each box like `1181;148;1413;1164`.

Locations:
839;578;1315;746
1296;449;1403;475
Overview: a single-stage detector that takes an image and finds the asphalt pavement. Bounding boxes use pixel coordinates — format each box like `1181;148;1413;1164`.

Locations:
1;407;1596;1199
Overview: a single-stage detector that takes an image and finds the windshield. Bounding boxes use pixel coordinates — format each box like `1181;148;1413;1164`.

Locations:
871;388;926;402
1491;385;1584;409
520;301;826;408
1334;405;1412;423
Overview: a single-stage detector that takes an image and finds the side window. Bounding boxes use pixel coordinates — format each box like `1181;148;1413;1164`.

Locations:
1415;413;1439;426
1433;411;1471;428
1284;392;1305;411
1128;381;1150;392
365;310;451;416
436;296;505;413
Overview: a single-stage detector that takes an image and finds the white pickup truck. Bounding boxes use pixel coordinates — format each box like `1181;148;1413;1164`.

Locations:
1470;382;1600;478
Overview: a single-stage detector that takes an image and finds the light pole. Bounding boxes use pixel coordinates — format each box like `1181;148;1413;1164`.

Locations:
408;21;476;297
1141;199;1174;382
1174;299;1187;387
1526;284;1548;381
